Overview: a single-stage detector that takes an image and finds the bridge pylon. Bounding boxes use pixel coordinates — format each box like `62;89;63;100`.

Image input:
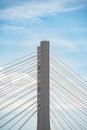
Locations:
37;41;50;130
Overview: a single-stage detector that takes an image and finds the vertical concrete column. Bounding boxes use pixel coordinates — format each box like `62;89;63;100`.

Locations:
37;41;50;130
37;46;41;130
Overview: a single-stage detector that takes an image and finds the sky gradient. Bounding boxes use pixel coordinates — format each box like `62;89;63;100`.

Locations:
0;1;87;129
0;0;87;80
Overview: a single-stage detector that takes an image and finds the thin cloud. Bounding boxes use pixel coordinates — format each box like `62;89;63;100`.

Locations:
0;67;4;71
0;0;86;21
51;38;79;51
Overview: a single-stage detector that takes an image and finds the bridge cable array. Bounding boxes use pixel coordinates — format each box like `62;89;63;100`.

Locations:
0;52;41;130
0;51;86;130
50;55;87;130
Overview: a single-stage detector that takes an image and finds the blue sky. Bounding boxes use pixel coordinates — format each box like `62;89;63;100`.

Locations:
0;0;87;129
0;0;87;80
